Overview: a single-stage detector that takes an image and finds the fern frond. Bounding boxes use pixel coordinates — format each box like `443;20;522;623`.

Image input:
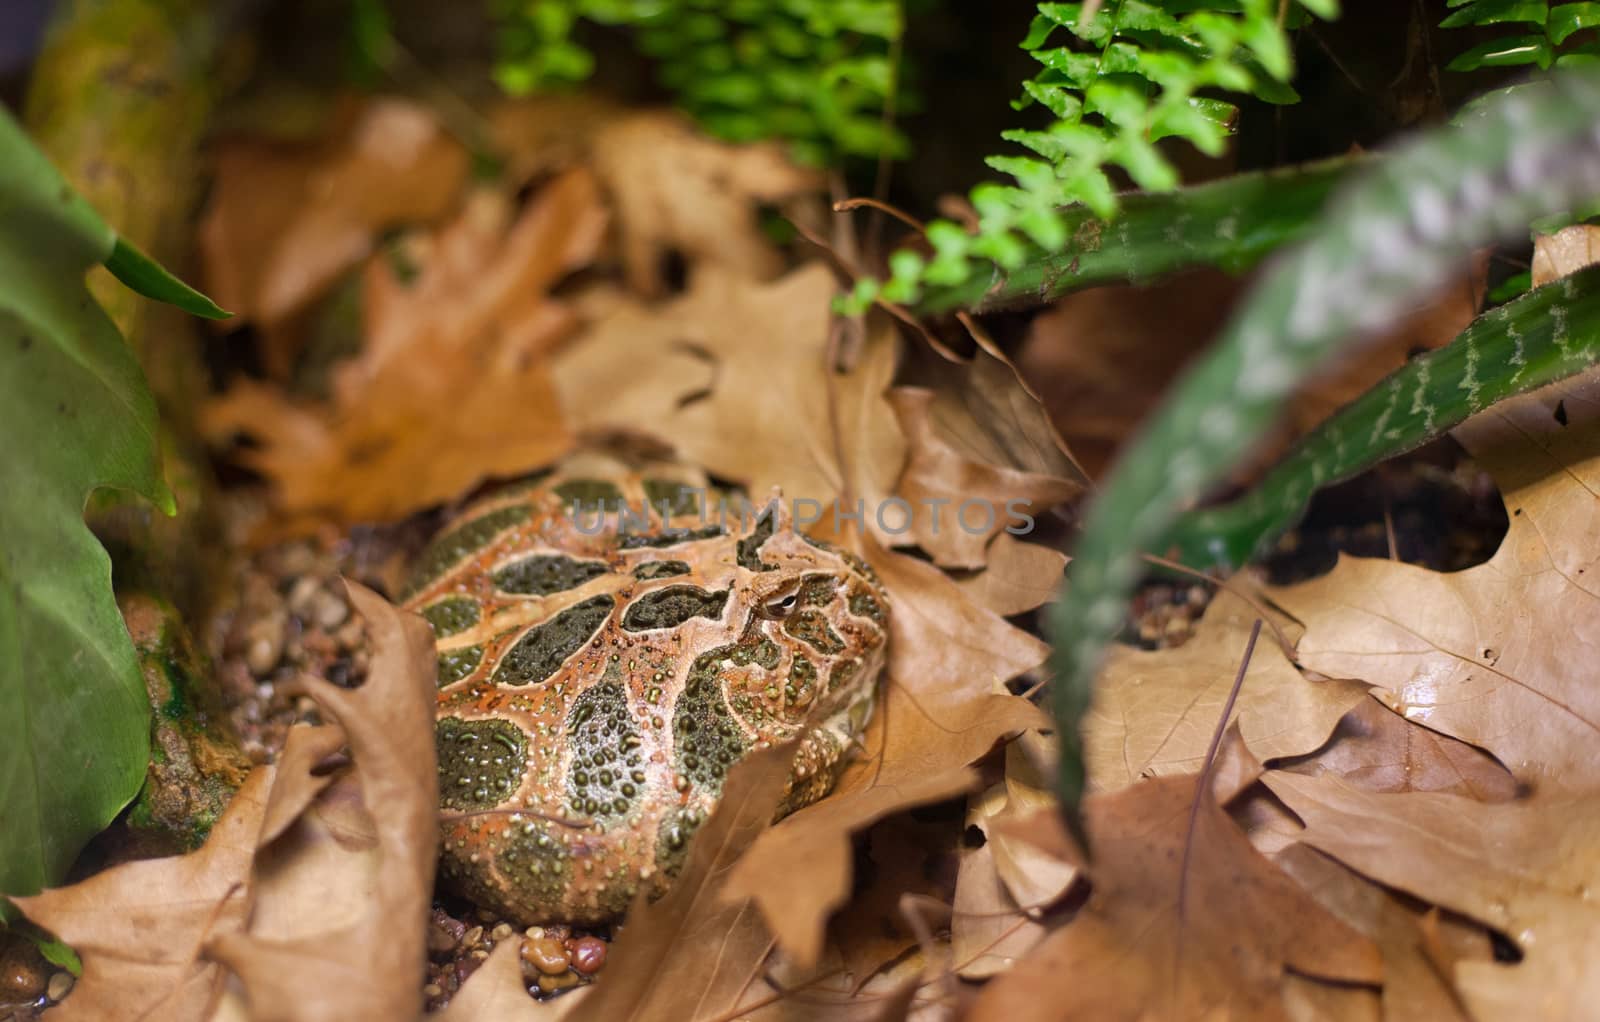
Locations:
1442;0;1600;73
864;0;1338;310
491;0;906;165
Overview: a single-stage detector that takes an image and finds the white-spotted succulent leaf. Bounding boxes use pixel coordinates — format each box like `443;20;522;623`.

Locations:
1163;262;1600;570
1049;69;1600;828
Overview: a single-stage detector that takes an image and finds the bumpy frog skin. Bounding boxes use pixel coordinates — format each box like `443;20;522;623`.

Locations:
403;455;890;924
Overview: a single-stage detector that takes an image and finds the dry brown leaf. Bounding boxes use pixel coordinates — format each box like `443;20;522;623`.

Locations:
866;538;1052;719
574;742;797;1020
12;770;270;1022
1274;843;1472;1022
588;111;822;295
1278;697;1519;802
970;776;1383;1022
720;531;1052;966
207;583;437;1022
901;344;1085;494
990;735;1078;909
1086;591;1368;792
1532;223;1600;286
1018;264;1482;478
725;684;1047;971
438;939;579;1021
951;782;1051;980
742;945;961;1021
199;98;469;375
254;723;344;847
950;533;1065;618
488;94;623;183
202;171;597;527
831;819;957;987
552;264;905;536
1264;772;1598;1020
887;387;1081;569
1269;374;1600;791
345;170;607;395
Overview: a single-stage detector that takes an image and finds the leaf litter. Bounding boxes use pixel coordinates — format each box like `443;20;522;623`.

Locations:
37;75;1600;1022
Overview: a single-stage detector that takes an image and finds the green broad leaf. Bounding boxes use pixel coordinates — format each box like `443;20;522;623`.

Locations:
0;110;178;901
1447;33;1553;71
1550;2;1600;43
104;240;229;320
1296;0;1340;19
11;920;81;976
1439;0;1549;28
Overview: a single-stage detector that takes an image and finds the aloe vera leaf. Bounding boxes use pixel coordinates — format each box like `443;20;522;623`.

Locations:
1048;70;1600;828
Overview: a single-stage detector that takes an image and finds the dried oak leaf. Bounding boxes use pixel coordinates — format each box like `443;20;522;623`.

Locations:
1276;697;1519;803
989;735;1078;911
587;111;823;296
718;522;1052;969
345;170;607;396
725;687;1048;971
1018;263;1483;478
438;939;574;1021
552;263;905;535
1264;773;1598;1020
830;817;959;988
1268;374;1600;791
887;387;1080;570
970;775;1382;1022
950;781;1053;981
207;583;438;1022
1274;842;1474;1022
1532;223;1600;286
199;98;469;376
894;343;1086;568
573;742;799;1020
201;172;596;527
12;770;271;1022
1086;590;1368;792
951;533;1065;618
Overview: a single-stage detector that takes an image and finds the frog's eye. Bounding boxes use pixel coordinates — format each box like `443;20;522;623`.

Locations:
760;590;801;619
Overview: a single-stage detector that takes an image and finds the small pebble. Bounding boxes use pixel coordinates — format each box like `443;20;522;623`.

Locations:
536;970;580;994
521;935;571;976
422;983;443;999
462;925;484;948
0;950;46;1001
244;611;287;676
286;576;320;616
454;958;483;987
245;635;281;676
46;971;73;1002
569;936;607;976
427;922;459;955
490;923;514;942
313;591;349;629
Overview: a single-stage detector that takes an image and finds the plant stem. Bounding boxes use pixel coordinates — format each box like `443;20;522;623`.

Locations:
913;157;1355;314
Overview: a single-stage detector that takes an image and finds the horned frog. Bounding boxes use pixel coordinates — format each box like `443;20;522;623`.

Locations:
402;454;889;923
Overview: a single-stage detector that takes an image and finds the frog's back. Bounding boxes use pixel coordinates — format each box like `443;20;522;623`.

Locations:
404;454;889;923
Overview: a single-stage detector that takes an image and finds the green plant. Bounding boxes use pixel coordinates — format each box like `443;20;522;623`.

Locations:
1048;70;1600;835
0;109;224;911
1161;264;1600;571
1443;0;1600;73
491;0;906;166
850;0;1340;311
